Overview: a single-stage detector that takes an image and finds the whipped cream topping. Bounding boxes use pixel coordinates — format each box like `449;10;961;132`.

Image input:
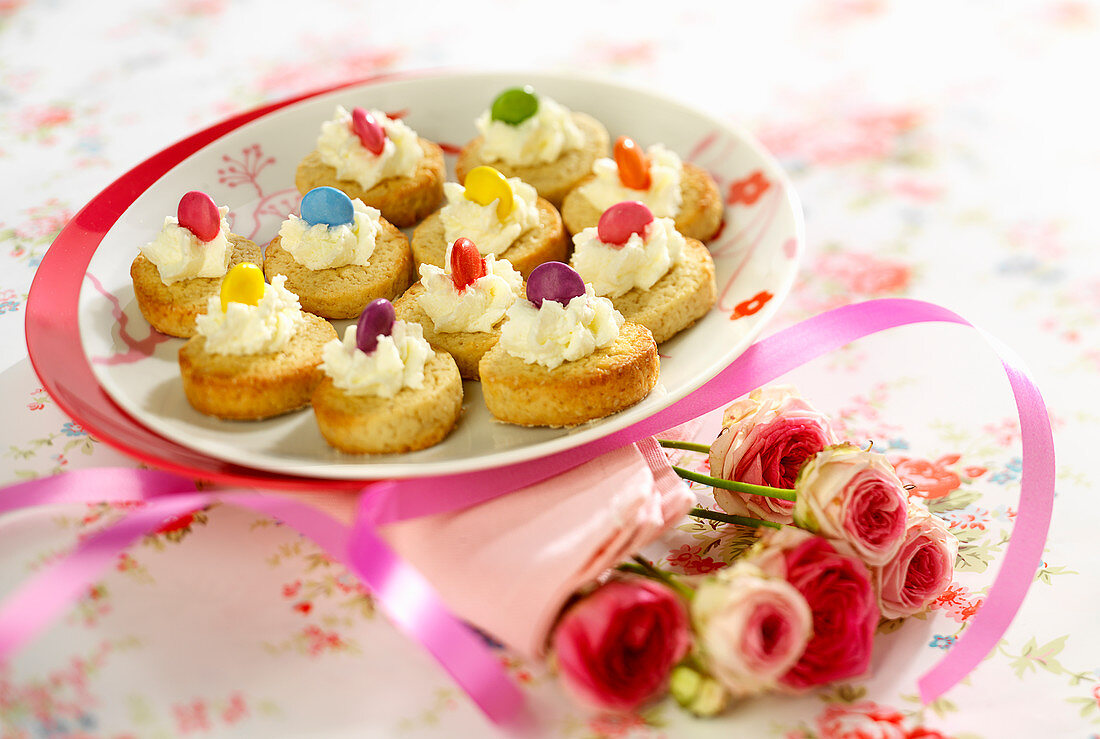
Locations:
571;217;685;298
577;144;684;218
277;198;383;270
498;286;623;369
316;106;423;191
440;178;540;257
475;96;585;166
320;320;431;398
140;206;233;284
417;254;523;333
195;275;306;356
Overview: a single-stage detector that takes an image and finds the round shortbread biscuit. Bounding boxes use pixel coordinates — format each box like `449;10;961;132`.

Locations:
178;313;337;420
294;138;445;228
594;238;717;344
131;234;262;338
479;321;659;427
312;349;463;454
263;218;413;320
410;197;567;280
455;112;610;208
392;281;506;380
560;162;724;242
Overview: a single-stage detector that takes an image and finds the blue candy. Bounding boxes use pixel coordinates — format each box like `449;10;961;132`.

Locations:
300;186;355;228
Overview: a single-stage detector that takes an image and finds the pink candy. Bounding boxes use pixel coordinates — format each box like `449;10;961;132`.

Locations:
351;107;386;155
177;191;221;243
597;201;654;247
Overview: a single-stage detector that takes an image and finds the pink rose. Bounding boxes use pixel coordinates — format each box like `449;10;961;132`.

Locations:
552;576;691;712
793;444;908;566
875;504;958;619
750;529;878;690
691;562;812;698
709;386;837;524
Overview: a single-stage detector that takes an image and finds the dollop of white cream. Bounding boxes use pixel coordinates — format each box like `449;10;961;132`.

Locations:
195;275;306;356
475;96;584;165
316;106;423;190
571;217;685;298
320;320;431;398
140;206;233;284
498;286;623;369
440;178;540;257
577;144;684;218
277;198;382;270
417;255;522;333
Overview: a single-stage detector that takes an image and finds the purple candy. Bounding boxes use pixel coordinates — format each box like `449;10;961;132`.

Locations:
526;262;586;308
356;298;395;354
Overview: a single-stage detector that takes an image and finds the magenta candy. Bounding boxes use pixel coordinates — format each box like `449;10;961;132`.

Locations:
351;107;386;155
526;262;586;308
597;201;654;247
356;298;396;354
177;191;221;242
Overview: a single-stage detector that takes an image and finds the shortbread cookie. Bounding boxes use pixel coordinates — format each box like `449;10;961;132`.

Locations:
314;349;462;454
393;242;523;380
295;106;445;227
456;92;610;207
478;262;659;426
132;233;261;338
179;268;337;421
610;238;716;343
571;201;716;343
480;321;658;427
312;300;462;454
263;189;414;319
560;137;723;241
411;195;567;280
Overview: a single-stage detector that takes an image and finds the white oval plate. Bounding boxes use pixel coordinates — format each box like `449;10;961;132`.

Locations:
78;71;803;480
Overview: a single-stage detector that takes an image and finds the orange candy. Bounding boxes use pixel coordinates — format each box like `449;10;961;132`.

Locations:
614;136;651;190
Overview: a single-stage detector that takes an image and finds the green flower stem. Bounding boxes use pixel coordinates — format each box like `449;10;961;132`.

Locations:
657;439;712;454
671;465;797;502
689;507;781;530
616;556;694;600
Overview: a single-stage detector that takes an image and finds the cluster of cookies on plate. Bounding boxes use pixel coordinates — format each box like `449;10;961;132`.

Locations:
130;86;724;454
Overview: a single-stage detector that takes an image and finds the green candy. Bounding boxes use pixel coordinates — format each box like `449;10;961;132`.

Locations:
490;86;539;125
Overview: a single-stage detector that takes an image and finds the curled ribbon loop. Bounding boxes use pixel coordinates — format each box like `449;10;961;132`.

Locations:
2;298;1054;724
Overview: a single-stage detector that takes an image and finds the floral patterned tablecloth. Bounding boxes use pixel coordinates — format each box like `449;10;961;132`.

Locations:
1;1;1097;737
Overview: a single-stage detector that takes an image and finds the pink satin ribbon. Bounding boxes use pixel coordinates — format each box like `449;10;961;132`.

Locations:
0;298;1054;723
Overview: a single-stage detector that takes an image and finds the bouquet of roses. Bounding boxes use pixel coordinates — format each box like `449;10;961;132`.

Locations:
543;386;959;716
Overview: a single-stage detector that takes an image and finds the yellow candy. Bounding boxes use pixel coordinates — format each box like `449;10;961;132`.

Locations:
220;263;266;312
463;166;513;220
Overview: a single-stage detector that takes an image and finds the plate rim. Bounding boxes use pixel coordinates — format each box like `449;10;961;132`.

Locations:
30;69;804;485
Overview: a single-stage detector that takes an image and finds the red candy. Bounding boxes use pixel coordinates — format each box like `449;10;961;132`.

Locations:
614;136;651;190
351;107;386;155
597;201;654;247
177;191;221;242
450;238;487;291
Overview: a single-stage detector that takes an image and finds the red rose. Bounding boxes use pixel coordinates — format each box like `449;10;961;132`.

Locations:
552;576;691;712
